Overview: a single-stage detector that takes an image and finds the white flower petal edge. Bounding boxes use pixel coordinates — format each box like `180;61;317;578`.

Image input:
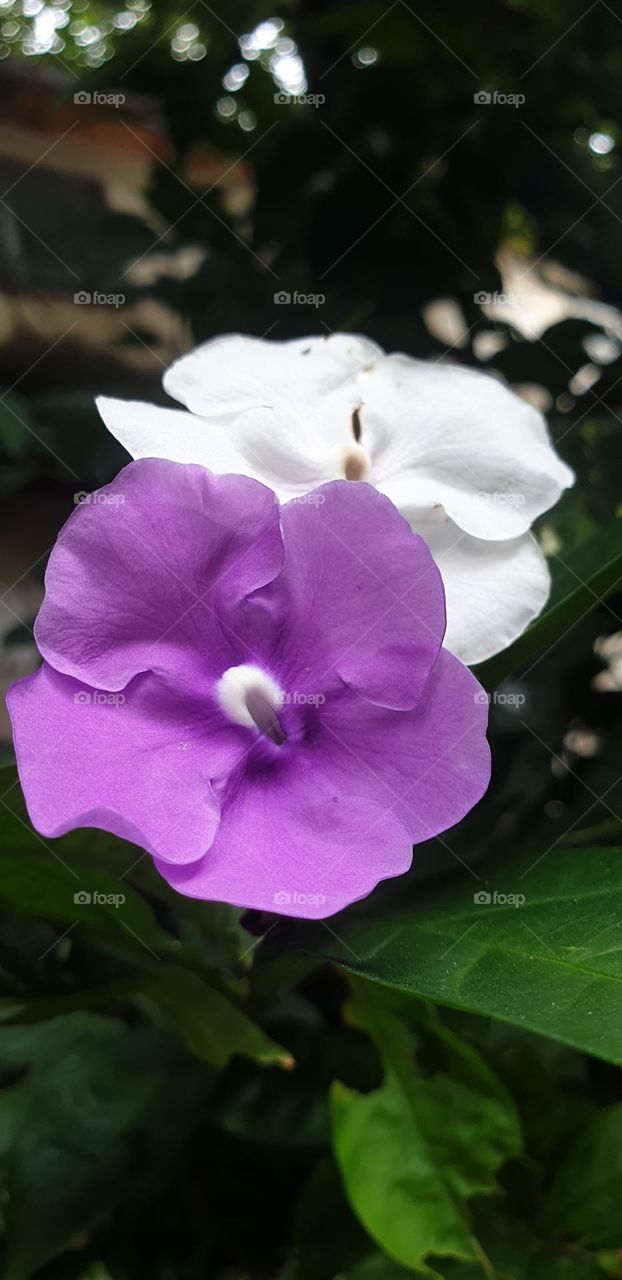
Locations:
97;332;573;666
361;354;573;540
408;506;551;664
164;332;382;454
96;395;332;493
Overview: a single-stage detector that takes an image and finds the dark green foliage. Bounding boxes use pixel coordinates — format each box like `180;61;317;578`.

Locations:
1;0;622;1275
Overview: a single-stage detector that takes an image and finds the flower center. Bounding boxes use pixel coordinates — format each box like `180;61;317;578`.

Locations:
216;664;287;746
341;442;369;482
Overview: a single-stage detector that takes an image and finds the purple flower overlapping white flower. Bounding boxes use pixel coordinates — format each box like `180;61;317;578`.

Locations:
8;462;490;918
97;332;574;665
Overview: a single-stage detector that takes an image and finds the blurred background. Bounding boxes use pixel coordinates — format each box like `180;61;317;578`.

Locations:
1;0;622;748
1;3;622;1278
2;0;622;857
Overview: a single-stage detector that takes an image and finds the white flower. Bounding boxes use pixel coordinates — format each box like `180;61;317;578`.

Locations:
97;333;573;665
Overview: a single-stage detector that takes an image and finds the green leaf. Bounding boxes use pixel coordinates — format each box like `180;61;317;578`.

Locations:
0;849;161;947
210;998;378;1150
439;1252;605;1280
476;517;622;687
0;768;250;978
342;1255;413;1279
276;847;622;1065
0;966;291;1070
330;981;520;1276
543;1102;622;1247
0;1014;210;1280
0;394;39;461
0;767;163;947
343;1245;606;1280
0;464;36;496
294;1157;372;1280
139;966;294;1069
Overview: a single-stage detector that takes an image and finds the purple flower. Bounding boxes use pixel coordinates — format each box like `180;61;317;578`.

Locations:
7;460;490;919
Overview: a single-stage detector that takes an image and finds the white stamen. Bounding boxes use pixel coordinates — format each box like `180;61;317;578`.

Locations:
216;663;285;731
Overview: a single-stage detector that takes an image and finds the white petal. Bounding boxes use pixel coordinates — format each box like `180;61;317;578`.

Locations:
405;505;550;665
163;332;383;453
96;335;570;669
360;355;573;541
96;395;332;499
97;397;239;468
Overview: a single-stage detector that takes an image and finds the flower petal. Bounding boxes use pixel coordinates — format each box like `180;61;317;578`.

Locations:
97;397;257;473
97;395;331;497
157;332;383;493
155;750;414;919
319;648;491;846
35;459;284;692
255;480;446;710
402;506;551;665
163;332;381;430
155;649;490;919
361;355;573;539
7;665;237;862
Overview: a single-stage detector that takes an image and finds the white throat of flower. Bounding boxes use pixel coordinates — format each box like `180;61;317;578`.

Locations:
338;405;369;481
340;441;369;481
216;664;287;745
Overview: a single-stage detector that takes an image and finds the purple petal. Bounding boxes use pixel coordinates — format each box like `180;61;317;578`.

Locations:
9;460;490;919
253;481;446;711
155;654;489;919
155;751;414;919
318;650;491;845
7;664;247;862
35;460;284;692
